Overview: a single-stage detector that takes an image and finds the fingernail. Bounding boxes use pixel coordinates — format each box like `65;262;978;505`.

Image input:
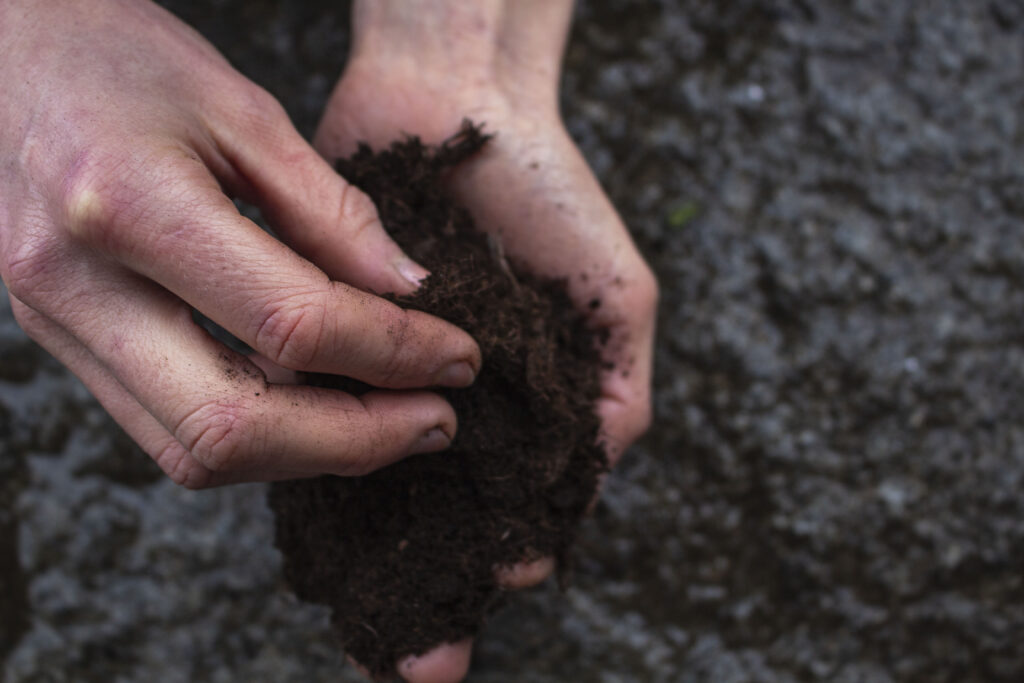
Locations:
394;257;430;289
434;361;476;388
410;427;451;455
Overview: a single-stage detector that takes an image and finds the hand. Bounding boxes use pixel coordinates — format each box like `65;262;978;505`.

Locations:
0;0;481;489
314;2;657;680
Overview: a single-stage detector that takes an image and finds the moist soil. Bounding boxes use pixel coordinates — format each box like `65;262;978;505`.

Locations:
267;123;607;678
6;3;1024;682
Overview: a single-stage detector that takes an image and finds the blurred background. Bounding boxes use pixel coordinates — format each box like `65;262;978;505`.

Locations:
2;1;1023;681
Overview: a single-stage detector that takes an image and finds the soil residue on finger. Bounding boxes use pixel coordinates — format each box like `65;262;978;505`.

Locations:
267;122;607;678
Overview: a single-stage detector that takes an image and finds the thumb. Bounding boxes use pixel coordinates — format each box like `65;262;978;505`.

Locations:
208;88;426;295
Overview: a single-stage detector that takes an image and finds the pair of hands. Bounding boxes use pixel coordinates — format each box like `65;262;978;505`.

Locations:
0;1;656;680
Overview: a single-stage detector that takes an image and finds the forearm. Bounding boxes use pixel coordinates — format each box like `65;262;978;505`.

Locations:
348;0;574;110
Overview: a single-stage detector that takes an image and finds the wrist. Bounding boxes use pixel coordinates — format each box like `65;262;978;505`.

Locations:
346;0;571;116
350;1;503;74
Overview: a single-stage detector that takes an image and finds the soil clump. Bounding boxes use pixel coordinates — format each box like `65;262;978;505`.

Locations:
268;122;607;678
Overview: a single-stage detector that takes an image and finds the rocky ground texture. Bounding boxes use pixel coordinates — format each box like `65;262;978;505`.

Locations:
3;1;1023;681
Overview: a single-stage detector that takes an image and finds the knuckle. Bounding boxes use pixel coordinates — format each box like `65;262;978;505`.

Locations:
178;471;216;491
153;441;215;490
373;306;413;385
338;408;390;477
7;295;45;337
177;399;256;473
337;183;381;241
2;232;65;304
253;290;328;370
58;151;136;246
236;83;290;132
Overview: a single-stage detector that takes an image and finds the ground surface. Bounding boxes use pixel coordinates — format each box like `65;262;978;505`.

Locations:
2;1;1023;681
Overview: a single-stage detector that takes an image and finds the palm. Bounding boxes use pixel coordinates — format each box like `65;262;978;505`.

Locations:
315;67;656;467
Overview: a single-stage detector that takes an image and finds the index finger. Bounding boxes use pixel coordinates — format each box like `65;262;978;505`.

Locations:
58;149;481;389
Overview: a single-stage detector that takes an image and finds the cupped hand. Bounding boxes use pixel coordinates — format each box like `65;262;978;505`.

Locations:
314;2;657;679
0;0;480;489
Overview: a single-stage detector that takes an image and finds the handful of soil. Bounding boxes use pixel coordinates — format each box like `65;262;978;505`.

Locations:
268;122;607;677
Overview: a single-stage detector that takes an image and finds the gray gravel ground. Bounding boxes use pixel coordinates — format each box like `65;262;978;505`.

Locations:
3;1;1023;681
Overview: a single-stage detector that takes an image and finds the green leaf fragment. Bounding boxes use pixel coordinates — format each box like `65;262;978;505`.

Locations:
668;201;701;228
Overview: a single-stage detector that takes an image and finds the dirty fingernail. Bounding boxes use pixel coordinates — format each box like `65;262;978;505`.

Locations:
395;257;430;289
435;361;476;388
410;427;451;455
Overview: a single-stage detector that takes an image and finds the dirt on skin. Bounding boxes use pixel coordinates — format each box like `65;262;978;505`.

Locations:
267;123;608;677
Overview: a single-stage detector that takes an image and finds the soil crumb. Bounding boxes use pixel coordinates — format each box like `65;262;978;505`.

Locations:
268;121;607;677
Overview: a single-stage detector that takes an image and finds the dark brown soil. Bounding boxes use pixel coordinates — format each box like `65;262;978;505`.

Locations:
267;122;607;678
